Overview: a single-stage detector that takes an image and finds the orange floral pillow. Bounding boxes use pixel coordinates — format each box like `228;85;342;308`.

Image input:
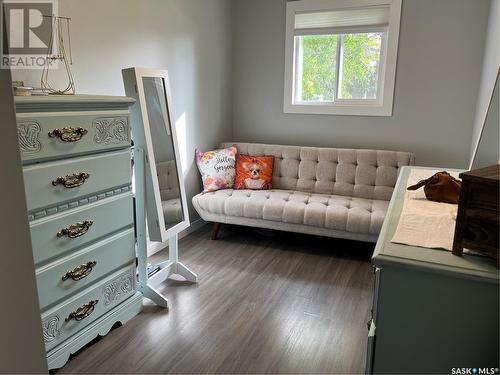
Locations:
234;155;274;190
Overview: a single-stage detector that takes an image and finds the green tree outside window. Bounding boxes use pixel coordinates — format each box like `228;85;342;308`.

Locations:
300;32;382;101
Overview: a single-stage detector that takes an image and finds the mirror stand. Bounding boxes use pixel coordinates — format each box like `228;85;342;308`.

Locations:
134;147;198;309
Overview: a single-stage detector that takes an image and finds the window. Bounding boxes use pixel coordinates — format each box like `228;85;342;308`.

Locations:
284;0;402;116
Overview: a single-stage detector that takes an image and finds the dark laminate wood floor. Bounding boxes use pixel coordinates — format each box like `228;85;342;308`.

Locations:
57;225;375;374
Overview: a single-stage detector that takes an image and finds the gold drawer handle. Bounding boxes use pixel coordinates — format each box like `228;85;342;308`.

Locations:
65;300;98;322
62;261;97;281
52;172;90;188
48;127;88;142
57;220;93;238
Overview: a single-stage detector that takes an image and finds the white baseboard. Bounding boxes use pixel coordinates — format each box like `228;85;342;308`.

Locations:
146;218;207;257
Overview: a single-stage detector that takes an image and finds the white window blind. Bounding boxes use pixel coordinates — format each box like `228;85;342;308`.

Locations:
294;6;390;35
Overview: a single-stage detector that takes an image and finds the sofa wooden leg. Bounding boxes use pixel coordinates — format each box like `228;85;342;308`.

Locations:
211;222;221;240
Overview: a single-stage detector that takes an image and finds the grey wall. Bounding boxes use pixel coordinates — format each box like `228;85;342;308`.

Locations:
10;0;494;220
232;0;490;169
0;70;47;372
12;0;233;221
470;0;499;166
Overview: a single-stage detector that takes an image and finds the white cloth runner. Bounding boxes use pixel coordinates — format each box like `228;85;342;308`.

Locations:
391;169;460;250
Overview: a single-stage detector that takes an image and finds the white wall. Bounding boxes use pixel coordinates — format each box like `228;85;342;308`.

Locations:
470;0;500;166
0;69;48;373
13;0;233;221
231;0;490;168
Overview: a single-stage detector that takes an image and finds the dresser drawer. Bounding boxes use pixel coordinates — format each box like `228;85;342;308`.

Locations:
41;265;136;351
468;185;499;211
36;228;135;310
23;149;131;215
17;111;131;164
30;193;133;266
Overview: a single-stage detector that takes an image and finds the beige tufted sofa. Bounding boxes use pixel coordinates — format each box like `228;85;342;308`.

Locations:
192;143;414;243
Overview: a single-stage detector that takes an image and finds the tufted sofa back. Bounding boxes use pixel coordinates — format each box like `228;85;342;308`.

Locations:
221;142;414;201
156;160;180;201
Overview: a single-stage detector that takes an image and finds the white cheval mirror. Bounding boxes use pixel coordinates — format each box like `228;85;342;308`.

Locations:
122;68;197;308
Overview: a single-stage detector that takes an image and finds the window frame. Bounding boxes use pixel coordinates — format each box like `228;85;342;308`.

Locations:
283;0;402;116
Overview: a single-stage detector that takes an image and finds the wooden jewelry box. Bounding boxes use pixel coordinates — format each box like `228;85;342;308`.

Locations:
452;164;500;268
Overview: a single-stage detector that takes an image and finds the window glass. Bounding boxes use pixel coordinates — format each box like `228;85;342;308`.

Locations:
339;32;382;100
297;34;338;102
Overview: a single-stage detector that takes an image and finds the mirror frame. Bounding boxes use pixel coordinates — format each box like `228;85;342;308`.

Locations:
469;68;500;170
123;67;190;243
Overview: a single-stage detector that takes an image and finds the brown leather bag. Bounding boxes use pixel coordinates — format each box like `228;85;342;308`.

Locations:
407;171;462;204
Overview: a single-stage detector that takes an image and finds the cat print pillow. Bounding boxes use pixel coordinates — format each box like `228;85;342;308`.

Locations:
195;146;237;193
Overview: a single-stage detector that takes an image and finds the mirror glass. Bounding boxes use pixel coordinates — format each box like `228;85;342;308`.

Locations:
142;77;185;229
471;72;500;170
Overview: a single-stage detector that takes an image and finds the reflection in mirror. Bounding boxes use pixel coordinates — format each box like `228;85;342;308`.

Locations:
142;77;184;229
471;72;499;170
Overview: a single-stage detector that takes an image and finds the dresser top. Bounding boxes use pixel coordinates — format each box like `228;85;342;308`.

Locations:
15;94;135;112
373;166;499;282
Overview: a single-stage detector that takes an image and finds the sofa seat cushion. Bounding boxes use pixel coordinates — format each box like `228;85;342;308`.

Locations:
162;198;183;224
193;189;389;235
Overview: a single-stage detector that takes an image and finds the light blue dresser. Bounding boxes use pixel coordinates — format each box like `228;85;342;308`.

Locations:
15;95;143;370
366;167;499;374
